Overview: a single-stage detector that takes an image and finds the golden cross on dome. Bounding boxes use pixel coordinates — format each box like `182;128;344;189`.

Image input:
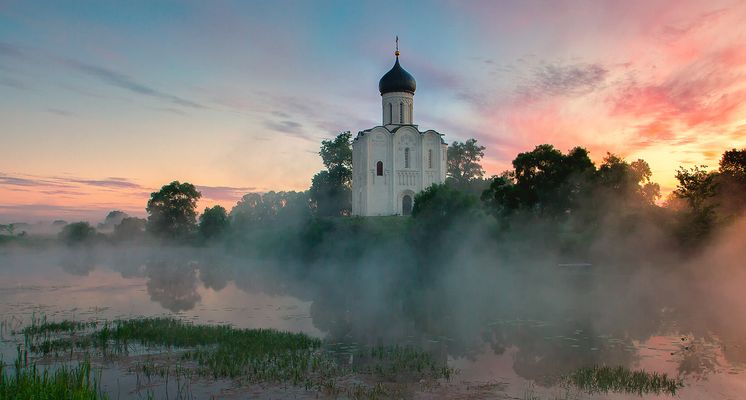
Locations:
395;35;400;57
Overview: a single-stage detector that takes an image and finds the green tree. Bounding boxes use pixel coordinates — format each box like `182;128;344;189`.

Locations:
412;183;480;220
231;191;309;228
719;148;746;181
310;132;352;216
320;131;353;173
447;139;486;186
483;146;665;225
146;181;201;240
199;205;230;240
59;222;96;246
411;184;483;266
113;217;146;242
481;173;520;217
515;145;594;214
483;145;595;216
717;148;746;217
596;154;660;206
673;165;718;242
673;166;718;212
97;210;129;232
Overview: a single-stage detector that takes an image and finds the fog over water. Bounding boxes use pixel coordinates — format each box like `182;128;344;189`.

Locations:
2;212;746;398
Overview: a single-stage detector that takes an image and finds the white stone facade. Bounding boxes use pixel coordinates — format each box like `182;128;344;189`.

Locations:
352;90;447;216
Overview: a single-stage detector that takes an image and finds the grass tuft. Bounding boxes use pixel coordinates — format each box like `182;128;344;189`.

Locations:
0;348;107;399
567;365;682;395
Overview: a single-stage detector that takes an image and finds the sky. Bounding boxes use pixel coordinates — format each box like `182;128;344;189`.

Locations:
1;0;745;223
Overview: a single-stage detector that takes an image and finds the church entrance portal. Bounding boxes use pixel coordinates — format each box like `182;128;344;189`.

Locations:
402;195;413;216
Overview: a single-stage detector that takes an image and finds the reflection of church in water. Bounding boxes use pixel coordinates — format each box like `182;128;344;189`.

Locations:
352;45;447;216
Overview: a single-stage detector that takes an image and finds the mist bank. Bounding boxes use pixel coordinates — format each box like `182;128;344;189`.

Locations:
2;210;745;387
3;143;746;383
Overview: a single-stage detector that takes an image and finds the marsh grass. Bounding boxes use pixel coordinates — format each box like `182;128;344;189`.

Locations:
22;315;96;336
20;317;455;398
0;348;107;399
567;365;682;395
353;345;455;381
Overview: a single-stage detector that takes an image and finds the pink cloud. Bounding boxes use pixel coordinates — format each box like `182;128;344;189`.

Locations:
454;1;746;182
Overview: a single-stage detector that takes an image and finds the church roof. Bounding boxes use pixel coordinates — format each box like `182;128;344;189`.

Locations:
378;56;416;95
354;125;446;144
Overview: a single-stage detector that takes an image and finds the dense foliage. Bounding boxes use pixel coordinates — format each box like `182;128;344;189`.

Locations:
309;131;352;217
446;139;487;194
482;145;596;217
231;191;310;229
58;222;97;246
199;205;229;240
717;149;746;218
410;184;485;269
97;210;128;232
146;181;201;240
113;217;146;242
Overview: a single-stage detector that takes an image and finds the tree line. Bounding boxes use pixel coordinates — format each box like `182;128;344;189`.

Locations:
44;130;745;255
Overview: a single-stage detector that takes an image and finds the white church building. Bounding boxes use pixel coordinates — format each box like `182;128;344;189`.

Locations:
351;49;447;216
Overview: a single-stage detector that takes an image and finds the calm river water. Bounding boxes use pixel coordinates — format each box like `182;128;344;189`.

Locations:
1;246;745;399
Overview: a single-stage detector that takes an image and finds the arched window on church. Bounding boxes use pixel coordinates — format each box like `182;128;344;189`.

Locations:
409;103;413;122
428;149;433;169
376;161;383;176
400;102;404;123
404;148;410;168
388;103;392;124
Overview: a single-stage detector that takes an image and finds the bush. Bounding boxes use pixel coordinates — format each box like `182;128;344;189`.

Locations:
58;222;96;246
113;217;146;242
199;206;230;240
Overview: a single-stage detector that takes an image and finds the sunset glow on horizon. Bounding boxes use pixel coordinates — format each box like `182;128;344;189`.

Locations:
2;0;745;223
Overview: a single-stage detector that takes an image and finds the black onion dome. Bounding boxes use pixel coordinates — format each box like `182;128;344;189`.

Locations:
378;56;416;95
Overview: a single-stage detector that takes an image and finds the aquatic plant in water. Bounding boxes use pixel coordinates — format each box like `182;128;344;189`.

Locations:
353;345;455;381
19;317;455;398
567;365;682;395
0;348;108;399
